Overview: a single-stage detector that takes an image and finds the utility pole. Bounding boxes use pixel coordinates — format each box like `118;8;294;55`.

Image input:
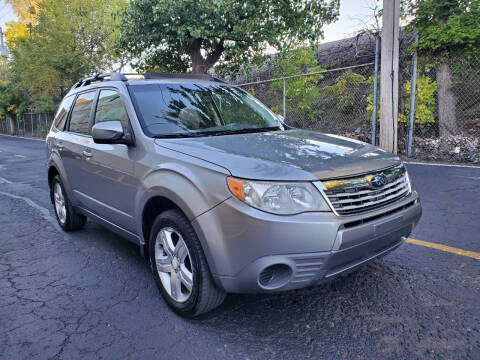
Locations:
0;26;9;59
379;0;400;154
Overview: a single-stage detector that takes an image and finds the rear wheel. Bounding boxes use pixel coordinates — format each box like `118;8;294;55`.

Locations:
149;209;226;317
51;175;86;231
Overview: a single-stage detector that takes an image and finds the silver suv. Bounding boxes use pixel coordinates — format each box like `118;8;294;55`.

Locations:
46;72;422;317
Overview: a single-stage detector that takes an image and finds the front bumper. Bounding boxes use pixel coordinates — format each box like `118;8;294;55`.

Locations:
192;191;421;293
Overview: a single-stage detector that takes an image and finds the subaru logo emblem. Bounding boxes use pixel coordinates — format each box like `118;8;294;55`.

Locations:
370;174;387;188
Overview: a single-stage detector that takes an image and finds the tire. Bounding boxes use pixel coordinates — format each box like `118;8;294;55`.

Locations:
149;209;226;317
51;175;86;231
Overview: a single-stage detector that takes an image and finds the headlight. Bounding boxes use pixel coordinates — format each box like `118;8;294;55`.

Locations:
227;177;331;215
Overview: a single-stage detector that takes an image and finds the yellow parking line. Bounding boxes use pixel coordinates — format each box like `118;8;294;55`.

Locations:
15;154;26;158
406;238;480;260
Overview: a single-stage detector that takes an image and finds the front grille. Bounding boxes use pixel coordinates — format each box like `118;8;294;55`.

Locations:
322;164;410;215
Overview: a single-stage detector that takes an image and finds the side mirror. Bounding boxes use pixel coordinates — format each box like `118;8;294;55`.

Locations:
92;120;133;146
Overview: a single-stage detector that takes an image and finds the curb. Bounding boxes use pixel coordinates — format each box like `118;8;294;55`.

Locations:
404;161;480;169
0;133;46;142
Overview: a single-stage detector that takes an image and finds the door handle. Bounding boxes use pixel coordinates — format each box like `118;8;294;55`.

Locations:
82;149;92;158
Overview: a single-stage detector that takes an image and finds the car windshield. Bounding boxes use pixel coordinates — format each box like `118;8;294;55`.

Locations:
128;83;282;137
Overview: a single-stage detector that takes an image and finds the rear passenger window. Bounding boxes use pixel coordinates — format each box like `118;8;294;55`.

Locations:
95;90;129;132
69;91;96;135
53;95;75;131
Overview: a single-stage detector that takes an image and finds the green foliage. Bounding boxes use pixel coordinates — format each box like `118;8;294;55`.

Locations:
118;0;339;74
323;70;366;114
406;0;480;56
1;0;125;119
0;65;28;121
12;0;125;102
269;47;324;122
399;76;437;126
366;73;437;127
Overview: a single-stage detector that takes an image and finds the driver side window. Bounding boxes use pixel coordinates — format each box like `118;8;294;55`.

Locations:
94;90;129;133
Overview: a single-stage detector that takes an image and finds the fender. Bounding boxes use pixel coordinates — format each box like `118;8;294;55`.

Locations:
135;162;231;274
47;151;76;205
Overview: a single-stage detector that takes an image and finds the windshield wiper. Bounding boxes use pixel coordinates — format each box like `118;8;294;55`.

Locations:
153;127;281;139
152;133;205;139
195;126;282;136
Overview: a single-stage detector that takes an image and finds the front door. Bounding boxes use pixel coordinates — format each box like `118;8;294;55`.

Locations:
78;88;137;232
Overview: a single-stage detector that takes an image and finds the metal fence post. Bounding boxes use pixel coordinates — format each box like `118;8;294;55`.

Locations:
371;36;380;145
282;78;286;120
30;113;34;137
407;37;418;157
44;113;48;136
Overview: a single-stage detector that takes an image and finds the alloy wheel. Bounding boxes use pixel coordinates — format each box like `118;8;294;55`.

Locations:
155;227;194;303
53;182;67;224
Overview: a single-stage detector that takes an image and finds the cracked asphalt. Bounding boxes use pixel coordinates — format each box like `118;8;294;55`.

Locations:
0;135;479;360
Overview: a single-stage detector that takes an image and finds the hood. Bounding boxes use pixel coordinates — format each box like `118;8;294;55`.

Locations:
155;129;401;181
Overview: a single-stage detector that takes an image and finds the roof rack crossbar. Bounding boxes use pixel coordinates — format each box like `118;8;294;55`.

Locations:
71;72;128;90
143;72;226;83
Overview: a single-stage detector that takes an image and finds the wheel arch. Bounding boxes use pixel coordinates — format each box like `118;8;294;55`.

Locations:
47;153;72;199
137;167;230;276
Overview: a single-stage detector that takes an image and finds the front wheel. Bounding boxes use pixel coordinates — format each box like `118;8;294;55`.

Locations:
149;209;226;317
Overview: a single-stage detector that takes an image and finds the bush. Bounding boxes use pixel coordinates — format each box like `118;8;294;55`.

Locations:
399;76;437;126
323;70;367;114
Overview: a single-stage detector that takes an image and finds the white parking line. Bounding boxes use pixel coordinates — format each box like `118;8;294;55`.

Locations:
0;176;12;184
0;191;57;227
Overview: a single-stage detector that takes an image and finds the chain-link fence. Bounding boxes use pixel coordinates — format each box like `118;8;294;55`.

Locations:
401;53;480;163
0;113;54;138
237;46;480;164
239;62;376;144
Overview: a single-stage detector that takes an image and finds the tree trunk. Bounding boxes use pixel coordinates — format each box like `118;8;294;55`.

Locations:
191;61;210;74
436;60;457;137
188;38;224;74
7;117;15;135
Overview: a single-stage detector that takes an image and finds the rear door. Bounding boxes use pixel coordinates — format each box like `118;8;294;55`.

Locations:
61;90;97;206
78;88;137;232
48;94;75;162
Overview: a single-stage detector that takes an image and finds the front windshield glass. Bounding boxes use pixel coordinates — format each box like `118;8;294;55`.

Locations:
128;83;282;137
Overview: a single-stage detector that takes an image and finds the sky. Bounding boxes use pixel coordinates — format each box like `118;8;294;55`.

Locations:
323;0;380;41
0;0;379;46
0;1;15;39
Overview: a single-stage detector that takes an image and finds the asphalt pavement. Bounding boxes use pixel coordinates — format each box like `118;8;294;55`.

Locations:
0;134;479;360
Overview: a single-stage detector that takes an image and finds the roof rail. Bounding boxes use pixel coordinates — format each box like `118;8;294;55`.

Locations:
70;72;128;91
69;72;227;92
144;72;227;83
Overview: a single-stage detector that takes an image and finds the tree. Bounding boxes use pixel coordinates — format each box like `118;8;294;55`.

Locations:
4;0;42;44
9;0;125;106
406;0;480;136
118;0;339;74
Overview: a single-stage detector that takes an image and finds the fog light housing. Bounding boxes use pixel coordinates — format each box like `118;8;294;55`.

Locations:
258;264;292;289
